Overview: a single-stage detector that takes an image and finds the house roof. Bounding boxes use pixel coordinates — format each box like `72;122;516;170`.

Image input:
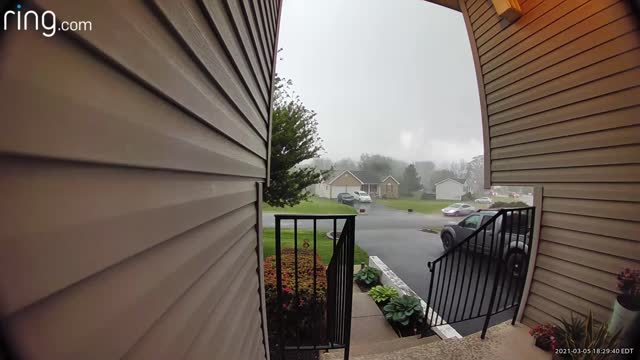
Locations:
423;0;460;12
434;177;467;186
351;171;381;184
327;170;364;184
382;175;400;184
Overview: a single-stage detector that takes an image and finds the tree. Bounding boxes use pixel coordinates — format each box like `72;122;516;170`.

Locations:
333;158;357;171
264;77;326;207
449;159;468;178
465;155;484;194
358;154;393;179
415;161;436;189
429;169;456;191
311;157;333;171
399;164;422;196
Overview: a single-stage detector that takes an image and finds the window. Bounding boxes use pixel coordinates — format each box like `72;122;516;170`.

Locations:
461;215;481;229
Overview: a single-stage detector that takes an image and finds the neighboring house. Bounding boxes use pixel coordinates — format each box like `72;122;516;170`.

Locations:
350;170;384;198
309;170;401;199
326;170;362;198
381;175;400;199
435;178;468;201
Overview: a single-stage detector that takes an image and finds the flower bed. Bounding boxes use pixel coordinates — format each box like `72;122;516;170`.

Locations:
264;249;327;350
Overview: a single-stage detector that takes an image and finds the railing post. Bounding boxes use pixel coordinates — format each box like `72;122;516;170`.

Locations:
481;210;507;339
343;216;355;360
422;261;435;336
275;218;285;359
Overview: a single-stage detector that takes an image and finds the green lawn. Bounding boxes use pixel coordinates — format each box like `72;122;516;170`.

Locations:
377;198;458;214
263;228;369;265
263;197;356;215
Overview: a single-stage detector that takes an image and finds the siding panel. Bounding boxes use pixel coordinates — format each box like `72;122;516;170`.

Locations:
0;0;281;359
461;0;640;328
35;0;268;157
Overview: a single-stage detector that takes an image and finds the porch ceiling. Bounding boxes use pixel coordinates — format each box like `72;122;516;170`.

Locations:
424;0;461;11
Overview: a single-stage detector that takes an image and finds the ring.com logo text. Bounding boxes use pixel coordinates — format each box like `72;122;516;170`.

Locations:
3;3;93;38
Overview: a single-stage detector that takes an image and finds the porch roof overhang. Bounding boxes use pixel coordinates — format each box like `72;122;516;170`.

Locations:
424;0;461;12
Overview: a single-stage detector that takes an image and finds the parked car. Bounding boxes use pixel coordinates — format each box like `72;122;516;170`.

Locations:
352;191;372;203
441;203;475;216
439;210;530;277
336;193;355;205
474;197;493;204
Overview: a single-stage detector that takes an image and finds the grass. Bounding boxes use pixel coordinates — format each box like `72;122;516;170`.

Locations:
377;198;458;214
263;228;369;265
263;197;357;215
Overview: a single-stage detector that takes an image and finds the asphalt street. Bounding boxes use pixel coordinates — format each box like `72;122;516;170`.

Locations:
263;202;515;336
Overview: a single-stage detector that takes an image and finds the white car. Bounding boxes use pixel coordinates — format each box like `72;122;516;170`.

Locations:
475;197;493;204
352;191;372;202
441;203;476;216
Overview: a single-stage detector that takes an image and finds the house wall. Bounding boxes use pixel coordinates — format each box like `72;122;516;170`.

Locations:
329;172;363;198
312;183;331;198
436;180;464;201
382;181;399;199
460;0;640;326
0;1;281;359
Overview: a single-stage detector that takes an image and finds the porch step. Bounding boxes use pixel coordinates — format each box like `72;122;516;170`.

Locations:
323;321;548;360
320;335;440;359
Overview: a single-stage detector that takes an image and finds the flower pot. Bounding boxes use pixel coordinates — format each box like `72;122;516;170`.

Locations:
534;336;553;352
609;295;640;336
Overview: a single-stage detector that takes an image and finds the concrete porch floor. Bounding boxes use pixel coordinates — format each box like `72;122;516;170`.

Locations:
347;321;550;360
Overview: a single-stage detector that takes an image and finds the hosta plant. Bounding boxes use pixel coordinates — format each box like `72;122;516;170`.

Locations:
383;295;423;328
354;266;381;288
368;285;398;304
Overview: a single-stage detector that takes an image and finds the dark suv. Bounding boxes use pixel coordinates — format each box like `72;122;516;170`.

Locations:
336;192;355;205
439;210;530;277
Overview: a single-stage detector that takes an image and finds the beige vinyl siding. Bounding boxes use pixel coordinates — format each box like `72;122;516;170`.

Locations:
460;0;640;327
0;1;281;359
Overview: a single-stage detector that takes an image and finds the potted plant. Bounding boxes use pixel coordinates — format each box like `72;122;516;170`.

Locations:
368;285;398;306
383;295;423;336
555;312;620;360
610;268;640;342
354;266;381;290
529;323;558;352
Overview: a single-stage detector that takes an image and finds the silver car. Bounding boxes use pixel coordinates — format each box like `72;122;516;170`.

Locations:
441;203;475;216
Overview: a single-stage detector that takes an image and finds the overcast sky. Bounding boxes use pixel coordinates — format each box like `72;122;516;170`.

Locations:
276;0;483;165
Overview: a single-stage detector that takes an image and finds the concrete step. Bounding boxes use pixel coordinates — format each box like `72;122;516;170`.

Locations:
320;335;440;359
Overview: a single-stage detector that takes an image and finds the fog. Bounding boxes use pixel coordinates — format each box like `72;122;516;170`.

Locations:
276;0;484;164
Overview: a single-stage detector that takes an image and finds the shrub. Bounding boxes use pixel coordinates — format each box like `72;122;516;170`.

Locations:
489;201;528;209
383;295;423;329
264;249;327;345
461;192;475;201
368;285;399;304
354;266;381;288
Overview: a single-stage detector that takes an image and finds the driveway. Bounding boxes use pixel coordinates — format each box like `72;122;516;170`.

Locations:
263;203;514;336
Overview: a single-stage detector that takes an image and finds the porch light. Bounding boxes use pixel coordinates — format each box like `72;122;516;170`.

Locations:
491;0;521;22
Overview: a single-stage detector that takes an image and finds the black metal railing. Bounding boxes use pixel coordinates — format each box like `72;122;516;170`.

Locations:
423;207;535;338
268;214;356;360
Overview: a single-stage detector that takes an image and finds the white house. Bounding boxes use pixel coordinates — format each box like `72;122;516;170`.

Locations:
434;178;468;201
